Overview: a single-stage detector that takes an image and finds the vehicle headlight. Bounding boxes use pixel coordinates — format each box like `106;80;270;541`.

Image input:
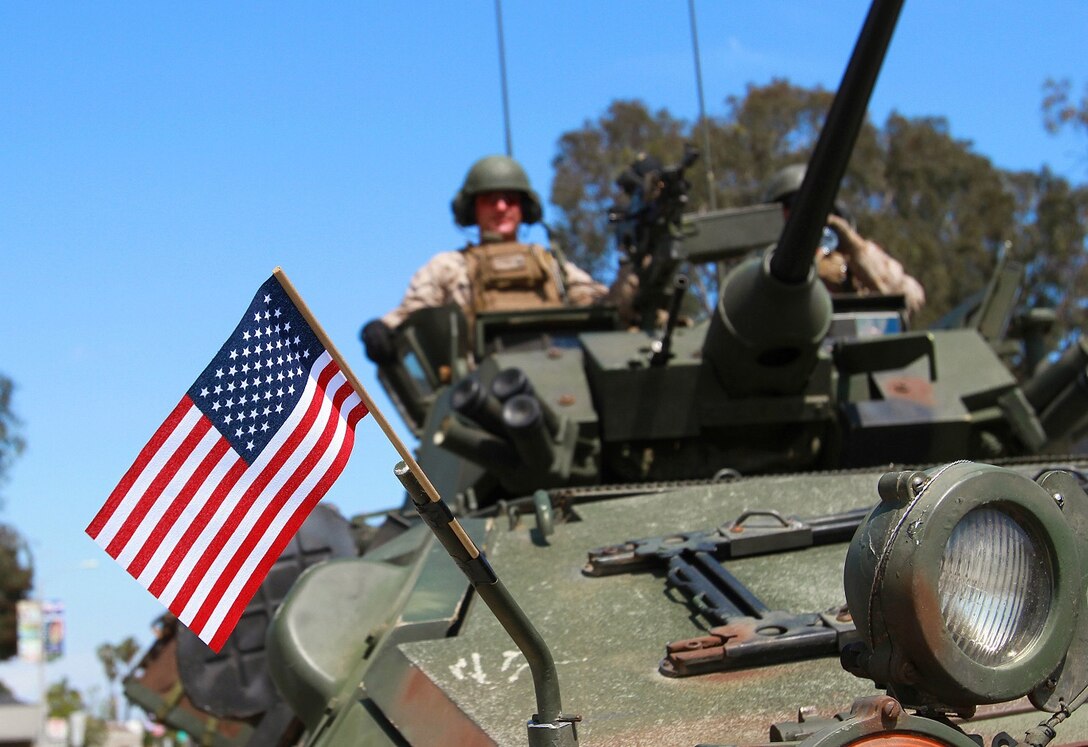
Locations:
843;462;1088;711
938;506;1052;667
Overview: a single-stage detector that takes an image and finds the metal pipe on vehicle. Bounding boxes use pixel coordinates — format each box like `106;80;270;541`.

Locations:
394;462;578;746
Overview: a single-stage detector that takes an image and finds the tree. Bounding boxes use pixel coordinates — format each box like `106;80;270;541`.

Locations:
114;637;139;721
47;677;85;718
1005;168;1088;348
1043;78;1088;143
115;637;140;668
868;113;1015;324
96;643;119;721
550;81;882;278
0;374;31;663
96;637;140;722
47;679;108;747
1038;77;1088;352
548;82;1087;338
0;375;25;504
705;79;883;209
0;526;32;659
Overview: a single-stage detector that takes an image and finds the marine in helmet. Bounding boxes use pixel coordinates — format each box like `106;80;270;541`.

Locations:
766;164;926;316
362;155;607;363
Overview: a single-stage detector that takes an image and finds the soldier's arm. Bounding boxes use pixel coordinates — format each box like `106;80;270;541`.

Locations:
561;260;609;306
603;261;640;326
828;214;926;315
381;252;463;328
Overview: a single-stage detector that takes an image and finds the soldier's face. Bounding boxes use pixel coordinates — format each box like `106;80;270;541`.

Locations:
475;191;523;239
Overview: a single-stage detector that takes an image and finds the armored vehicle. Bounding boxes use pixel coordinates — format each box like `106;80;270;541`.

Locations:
123;0;1088;744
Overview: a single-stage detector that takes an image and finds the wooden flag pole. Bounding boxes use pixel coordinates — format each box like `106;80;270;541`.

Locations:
271;267;481;558
274;269;579;739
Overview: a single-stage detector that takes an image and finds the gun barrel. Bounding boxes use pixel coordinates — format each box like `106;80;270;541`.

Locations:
492;368;560;434
503;394;559;470
770;0;905;285
491;367;532;402
433;416;518;469
451;376;507;437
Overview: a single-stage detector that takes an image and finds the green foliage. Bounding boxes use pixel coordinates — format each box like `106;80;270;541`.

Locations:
0;523;32;660
0;374;30;662
548;82;1087;340
1006;168;1088;349
47;677;85;718
97;636;140;721
873;114;1015;325
116;636;140;668
1038;77;1088;351
45;679;108;747
1043;78;1088;139
0;375;25;505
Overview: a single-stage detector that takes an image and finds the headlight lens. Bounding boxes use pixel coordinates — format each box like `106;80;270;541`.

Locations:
937;506;1052;666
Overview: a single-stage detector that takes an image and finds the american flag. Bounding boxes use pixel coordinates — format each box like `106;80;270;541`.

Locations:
86;273;368;651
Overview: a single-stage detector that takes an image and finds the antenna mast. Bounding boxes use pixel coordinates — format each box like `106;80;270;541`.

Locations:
688;0;716;209
495;0;513;156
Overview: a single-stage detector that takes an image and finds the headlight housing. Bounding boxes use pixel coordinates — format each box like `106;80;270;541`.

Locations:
843;462;1088;712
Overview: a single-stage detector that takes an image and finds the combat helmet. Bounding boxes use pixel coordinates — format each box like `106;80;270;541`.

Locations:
764;162;852;222
763;163;809;204
451;155;543;227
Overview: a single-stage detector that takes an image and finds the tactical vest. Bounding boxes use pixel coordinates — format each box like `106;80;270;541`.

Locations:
463;241;566;317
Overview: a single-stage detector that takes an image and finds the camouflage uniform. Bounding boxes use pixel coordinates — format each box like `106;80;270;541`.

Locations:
381;242;607;329
818;214;926;316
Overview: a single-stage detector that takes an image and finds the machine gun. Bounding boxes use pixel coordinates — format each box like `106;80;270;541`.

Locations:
609;145;699;332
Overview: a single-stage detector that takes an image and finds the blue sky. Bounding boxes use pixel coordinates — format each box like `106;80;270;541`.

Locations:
1;1;1085;707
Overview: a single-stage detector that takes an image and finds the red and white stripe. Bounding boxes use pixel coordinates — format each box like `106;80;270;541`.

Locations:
86;351;368;651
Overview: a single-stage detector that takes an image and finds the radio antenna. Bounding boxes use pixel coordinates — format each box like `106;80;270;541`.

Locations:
688;0;716;209
495;0;513;156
